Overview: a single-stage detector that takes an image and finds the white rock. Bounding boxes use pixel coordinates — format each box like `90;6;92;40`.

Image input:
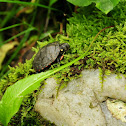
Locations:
100;102;126;126
81;69;126;102
106;98;126;123
35;69;126;126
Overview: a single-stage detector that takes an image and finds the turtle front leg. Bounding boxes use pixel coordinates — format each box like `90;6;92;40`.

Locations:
56;55;64;64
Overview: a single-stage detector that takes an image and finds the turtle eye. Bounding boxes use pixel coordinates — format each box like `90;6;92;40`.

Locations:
60;49;63;51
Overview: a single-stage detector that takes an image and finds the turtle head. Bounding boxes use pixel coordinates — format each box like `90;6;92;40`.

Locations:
60;43;70;52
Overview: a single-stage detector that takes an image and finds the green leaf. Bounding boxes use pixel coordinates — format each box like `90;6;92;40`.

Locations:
67;0;92;6
0;70;51;125
49;0;58;6
67;0;120;14
95;0;120;14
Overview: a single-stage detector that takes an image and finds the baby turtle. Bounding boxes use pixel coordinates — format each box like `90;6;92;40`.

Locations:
33;42;70;72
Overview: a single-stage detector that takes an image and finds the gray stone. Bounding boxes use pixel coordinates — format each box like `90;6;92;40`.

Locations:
35;69;126;126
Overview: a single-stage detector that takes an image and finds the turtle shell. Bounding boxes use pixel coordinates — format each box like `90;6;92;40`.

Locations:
33;42;62;71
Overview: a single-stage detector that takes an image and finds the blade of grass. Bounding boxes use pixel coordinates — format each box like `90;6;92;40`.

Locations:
0;5;19;44
0;8;37;78
0;27;35;77
1;5;19;28
44;0;58;32
0;27;36;47
39;30;55;40
0;23;22;32
0;0;58;11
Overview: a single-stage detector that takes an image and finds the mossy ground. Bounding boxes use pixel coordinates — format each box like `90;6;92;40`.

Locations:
1;1;126;125
52;1;126;89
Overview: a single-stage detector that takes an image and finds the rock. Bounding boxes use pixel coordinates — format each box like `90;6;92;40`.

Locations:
35;69;126;126
100;101;126;126
106;98;126;123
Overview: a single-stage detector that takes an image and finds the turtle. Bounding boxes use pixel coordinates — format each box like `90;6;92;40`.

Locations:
32;42;70;72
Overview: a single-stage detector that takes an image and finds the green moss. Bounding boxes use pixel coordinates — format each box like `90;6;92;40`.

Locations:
51;1;126;90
